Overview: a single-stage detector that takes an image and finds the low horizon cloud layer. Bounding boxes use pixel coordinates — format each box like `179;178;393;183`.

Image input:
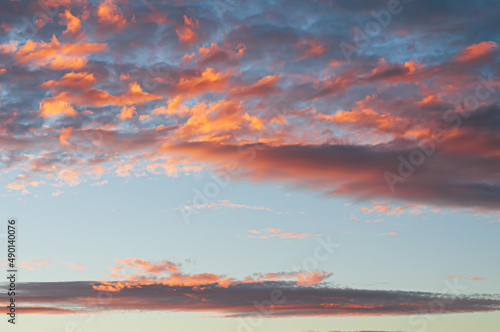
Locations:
2;257;499;317
2;280;500;317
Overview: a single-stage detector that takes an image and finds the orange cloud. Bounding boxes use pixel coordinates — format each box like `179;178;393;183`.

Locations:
0;40;18;54
64;262;86;270
40;95;78;117
184;42;245;66
165;99;265;142
118;106;137;120
153;69;232;114
75;82;163;107
445;275;487;281
360;202;422;217
16;307;75;315
378;232;397;236
39;0;73;7
114;258;180;274
40;82;162;115
97;0;127;30
6;182;25;190
453;41;498;62
93;257;331;292
176;15;200;43
40;72;97;91
14;35;107;70
231;75;282;98
316;108;401;132
59;127;73;146
312;95;414;137
297;40;326;60
175;68;231;95
148;12;170;25
295;270;332;286
404;59;424;73
59;10;82;37
56;169;83;186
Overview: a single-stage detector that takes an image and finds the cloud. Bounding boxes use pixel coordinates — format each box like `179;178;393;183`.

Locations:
184;42;245;67
40;72;97;91
59;9;82;37
176;15;200;44
39;81;162;117
360;202;424;217
246;228;321;240
1;260;52;271
118;106;137;120
182;200;273;212
14;35;107;70
296;40;326;60
0;40;18;54
3;279;499;317
453;41;499;62
97;0;127;31
114;257;180;274
166;142;500;212
444;275;487;281
64;262;86;270
88;257;334;292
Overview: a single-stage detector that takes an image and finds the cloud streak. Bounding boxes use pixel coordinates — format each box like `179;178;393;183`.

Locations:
2;280;499;317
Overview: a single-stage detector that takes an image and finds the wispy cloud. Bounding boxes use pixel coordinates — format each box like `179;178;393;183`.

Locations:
63;262;86;270
181;200;273;212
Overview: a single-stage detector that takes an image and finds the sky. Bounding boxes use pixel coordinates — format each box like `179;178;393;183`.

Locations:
0;0;500;331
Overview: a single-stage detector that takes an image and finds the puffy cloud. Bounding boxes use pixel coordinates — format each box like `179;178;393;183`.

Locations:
59;10;82;37
40;72;97;91
118;106;137;120
0;40;18;54
39;95;78;117
14;35;106;70
176;15;200;44
97;0;127;31
188;42;245;66
40;82;162;115
296;40;326;60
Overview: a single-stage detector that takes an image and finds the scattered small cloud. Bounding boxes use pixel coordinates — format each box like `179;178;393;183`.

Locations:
247;228;321;240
